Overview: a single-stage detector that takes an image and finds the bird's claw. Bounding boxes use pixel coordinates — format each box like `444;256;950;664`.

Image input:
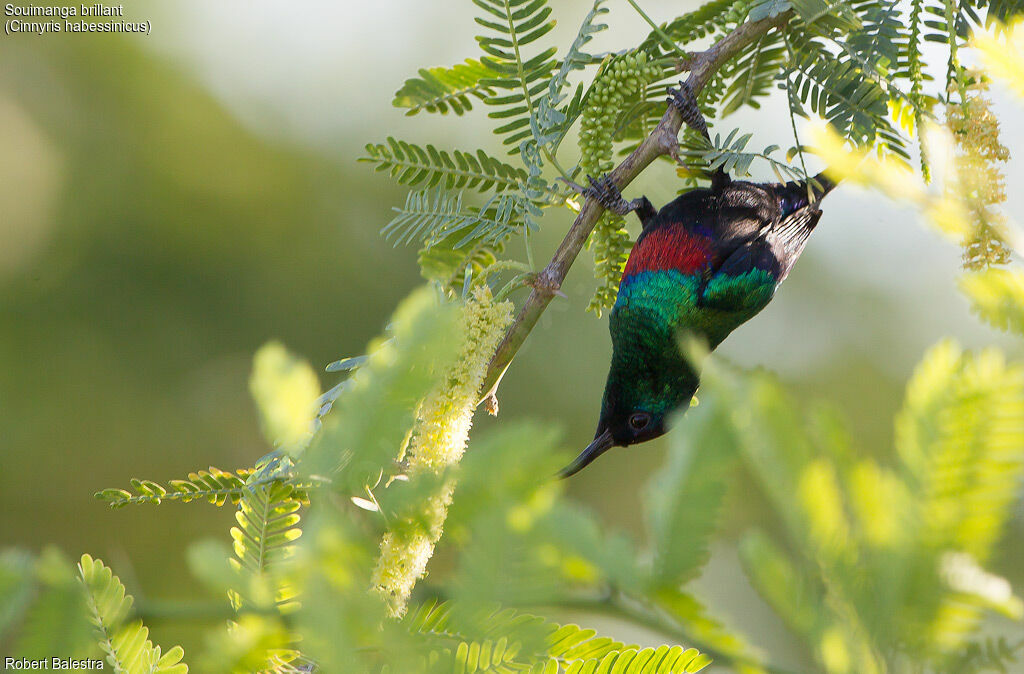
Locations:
581;174;640;217
667;80;709;140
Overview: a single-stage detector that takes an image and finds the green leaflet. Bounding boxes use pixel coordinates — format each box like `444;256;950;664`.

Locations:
645;398;738;589
789;0;862;32
362;138;529;193
654;589;768;674
896;340;1024;564
678;127;807;183
638;0;737;53
393;59;495;116
698;339;1024;672
230;480;303;580
960;268;1024;335
302;286;461;489
418;230;505;291
94;466;311;509
78;554;188;674
405;601;712;673
787;39;909;158
474;0;559;152
5;548;95;662
529;0;608;150
721;31;787;115
560;645;711;673
382;187;526;250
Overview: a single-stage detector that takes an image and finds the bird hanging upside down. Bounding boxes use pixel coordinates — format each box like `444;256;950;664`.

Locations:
561;81;835;477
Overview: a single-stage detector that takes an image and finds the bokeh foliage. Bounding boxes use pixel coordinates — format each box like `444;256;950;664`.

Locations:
2;1;1024;673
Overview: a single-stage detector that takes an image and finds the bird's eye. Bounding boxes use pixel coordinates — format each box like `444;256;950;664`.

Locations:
628;412;651;431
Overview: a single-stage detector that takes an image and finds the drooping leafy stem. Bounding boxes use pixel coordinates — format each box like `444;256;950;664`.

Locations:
946;0;964;100
494;0;567;178
781;32;809;180
625;0;690;59
908;0;930;180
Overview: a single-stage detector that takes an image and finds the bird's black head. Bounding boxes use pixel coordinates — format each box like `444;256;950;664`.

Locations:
559;351;699;478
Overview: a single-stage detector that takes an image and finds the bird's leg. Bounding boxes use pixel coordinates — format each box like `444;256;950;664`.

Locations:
563;175;657;228
667;81;731;191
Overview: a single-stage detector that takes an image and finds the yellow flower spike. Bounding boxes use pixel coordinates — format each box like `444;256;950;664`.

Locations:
808;125;866;184
372;286;513;616
871;157;927;205
973;20;1024;98
809;125;925;204
403;285;514;472
924;196;973;240
819;627;852;674
942;81;1013;268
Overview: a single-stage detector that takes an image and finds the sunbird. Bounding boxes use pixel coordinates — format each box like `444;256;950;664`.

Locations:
562;82;835;477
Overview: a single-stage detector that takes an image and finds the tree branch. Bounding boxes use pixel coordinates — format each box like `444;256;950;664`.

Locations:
479;10;793;404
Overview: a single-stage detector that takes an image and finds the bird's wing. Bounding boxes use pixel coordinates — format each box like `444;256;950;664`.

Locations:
698;238;780;314
711;182;779;243
767;205;824;283
712;177;827;284
699;201;822;314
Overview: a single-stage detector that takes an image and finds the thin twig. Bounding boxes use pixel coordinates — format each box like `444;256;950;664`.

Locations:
478;10;793;405
626;0;689;59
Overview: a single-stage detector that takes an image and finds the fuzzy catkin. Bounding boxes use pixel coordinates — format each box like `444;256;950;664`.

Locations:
372;286;513;616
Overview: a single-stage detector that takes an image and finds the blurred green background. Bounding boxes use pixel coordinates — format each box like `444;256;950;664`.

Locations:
1;0;1022;666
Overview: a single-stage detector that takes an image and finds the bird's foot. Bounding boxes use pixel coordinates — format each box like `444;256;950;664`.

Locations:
667;80;710;140
667;81;731;191
575;174;648;217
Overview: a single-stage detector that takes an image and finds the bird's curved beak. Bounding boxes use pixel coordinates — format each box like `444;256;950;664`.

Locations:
558;429;615;478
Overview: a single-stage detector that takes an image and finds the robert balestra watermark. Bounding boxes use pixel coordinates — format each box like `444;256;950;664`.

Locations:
4;4;152;35
3;657;104;670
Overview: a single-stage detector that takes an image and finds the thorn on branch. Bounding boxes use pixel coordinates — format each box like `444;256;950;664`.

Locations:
655;125;683;161
526;271;567;299
675;52;699;72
